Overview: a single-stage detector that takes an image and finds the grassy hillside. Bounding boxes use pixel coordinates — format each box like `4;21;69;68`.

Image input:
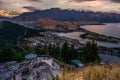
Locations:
59;64;120;80
0;21;42;50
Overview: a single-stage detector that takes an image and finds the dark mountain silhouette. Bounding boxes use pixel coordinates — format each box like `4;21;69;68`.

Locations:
0;16;11;21
13;8;120;23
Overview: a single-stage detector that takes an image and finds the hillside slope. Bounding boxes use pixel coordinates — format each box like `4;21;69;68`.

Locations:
33;18;77;31
0;21;42;50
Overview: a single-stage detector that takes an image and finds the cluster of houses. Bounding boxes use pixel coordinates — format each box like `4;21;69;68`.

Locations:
25;32;82;49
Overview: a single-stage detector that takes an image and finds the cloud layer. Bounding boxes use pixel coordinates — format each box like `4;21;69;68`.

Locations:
0;0;120;15
27;0;43;2
23;6;40;11
71;0;120;3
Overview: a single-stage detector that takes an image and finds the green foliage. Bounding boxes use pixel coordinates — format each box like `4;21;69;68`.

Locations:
0;44;24;62
33;41;100;65
34;44;49;55
34;42;79;63
61;42;69;62
81;41;100;64
0;21;44;51
49;45;61;58
61;42;78;63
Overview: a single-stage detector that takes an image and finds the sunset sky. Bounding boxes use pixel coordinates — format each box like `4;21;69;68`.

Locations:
0;0;120;17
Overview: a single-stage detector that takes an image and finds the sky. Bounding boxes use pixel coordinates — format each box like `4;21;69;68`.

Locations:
0;0;120;17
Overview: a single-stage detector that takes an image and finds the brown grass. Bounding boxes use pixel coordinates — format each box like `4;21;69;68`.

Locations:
59;64;120;80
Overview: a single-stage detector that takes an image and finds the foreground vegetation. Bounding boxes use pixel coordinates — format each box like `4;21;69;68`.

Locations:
0;41;100;65
58;64;120;80
30;41;100;65
0;44;25;62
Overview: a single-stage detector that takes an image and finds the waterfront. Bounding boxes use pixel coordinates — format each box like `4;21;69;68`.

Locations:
56;23;120;48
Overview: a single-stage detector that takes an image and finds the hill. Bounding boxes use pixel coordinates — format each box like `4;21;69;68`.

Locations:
0;16;11;21
33;18;77;31
13;8;120;23
0;21;43;51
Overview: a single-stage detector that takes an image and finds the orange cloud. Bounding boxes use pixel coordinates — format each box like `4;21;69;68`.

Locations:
0;9;21;17
19;8;30;13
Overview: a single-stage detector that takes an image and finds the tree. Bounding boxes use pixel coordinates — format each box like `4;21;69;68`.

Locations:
34;44;47;55
69;45;78;60
61;42;70;63
54;45;61;59
82;41;100;64
34;45;42;55
49;45;60;58
0;44;23;62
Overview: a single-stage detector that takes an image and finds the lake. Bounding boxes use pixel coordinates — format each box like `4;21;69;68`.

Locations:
56;23;120;48
81;23;120;38
99;53;120;64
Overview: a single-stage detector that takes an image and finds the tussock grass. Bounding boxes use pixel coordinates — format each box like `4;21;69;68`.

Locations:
59;64;120;80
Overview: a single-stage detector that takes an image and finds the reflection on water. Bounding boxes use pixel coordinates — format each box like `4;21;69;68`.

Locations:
81;23;120;38
55;23;120;48
56;32;86;43
99;54;120;64
56;32;120;48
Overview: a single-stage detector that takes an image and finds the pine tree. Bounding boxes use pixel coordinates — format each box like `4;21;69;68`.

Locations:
61;42;69;63
82;41;100;64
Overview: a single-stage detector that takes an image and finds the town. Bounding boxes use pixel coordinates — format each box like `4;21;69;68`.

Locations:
25;32;82;49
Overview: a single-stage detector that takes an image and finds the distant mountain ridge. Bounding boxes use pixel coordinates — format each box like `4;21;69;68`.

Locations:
0;16;11;21
13;8;120;23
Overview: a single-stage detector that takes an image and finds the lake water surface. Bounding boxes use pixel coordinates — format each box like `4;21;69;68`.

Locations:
81;23;120;38
56;23;120;48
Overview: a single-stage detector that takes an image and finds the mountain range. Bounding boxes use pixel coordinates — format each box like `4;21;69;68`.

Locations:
0;8;120;30
1;8;120;49
13;8;120;23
